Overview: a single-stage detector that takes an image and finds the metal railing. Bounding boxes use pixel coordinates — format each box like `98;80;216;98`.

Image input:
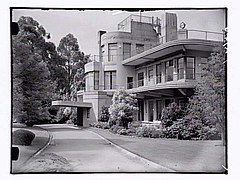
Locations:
117;14;157;31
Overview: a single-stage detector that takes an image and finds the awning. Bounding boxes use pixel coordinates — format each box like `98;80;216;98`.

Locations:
51;101;92;108
122;39;222;66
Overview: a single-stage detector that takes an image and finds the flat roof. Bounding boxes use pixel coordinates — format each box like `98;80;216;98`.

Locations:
52;101;92;108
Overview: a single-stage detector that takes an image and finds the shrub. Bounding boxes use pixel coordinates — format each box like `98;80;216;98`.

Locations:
91;122;110;129
99;106;110;122
161;102;185;128
109;90;138;129
136;125;163;138
13;129;35;146
109;125;124;134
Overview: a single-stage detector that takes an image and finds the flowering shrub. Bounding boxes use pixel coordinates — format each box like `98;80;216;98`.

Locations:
109;90;138;129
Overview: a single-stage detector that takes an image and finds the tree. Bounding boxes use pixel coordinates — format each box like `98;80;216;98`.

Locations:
12;16;56;124
57;34;89;99
187;45;226;144
109;90;138;129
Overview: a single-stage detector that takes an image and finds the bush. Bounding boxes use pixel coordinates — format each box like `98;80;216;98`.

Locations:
99;106;110;122
161;102;185;128
109;125;124;134
91;122;110;129
13;129;35;146
109;90;138;129
136;125;163;138
25;120;35;127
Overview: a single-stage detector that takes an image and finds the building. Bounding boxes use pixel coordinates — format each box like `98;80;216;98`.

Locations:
73;13;223;126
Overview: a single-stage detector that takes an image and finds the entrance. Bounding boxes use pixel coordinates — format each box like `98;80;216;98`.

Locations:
77;107;83;126
148;101;154;122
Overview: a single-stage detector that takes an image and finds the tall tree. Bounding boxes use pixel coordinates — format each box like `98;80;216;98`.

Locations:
187;45;226;144
57;34;89;99
12;16;55;123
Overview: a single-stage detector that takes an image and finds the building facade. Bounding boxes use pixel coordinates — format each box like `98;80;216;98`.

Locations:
77;13;223;125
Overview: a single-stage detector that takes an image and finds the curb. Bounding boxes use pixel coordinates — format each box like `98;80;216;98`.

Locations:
88;129;176;172
23;126;52;163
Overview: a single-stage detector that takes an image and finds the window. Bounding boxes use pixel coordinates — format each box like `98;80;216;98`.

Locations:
123;43;131;60
186;57;195;79
136;44;144;54
127;77;133;89
137;72;144;87
85;71;99;91
177;57;184;80
165;60;174;81
108;43;117;62
104;71;116;90
200;58;208;74
94;71;99;90
156;64;162;83
148;68;154;84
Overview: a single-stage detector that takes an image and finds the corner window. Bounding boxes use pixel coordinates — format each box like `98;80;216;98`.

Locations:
85;71;99;91
108;43;117;62
123;43;131;60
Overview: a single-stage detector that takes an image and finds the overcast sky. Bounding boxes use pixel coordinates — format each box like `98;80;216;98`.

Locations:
12;9;226;56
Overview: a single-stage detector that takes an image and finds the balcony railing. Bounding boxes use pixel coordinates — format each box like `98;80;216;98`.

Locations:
127;73;203;89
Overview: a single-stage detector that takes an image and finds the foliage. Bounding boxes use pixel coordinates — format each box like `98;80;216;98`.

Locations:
109;90;138;129
57;33;90;99
90;122;110;129
161;102;185;128
136;125;163;138
109;125;124;134
186;46;226;143
13;129;35;146
12;16;56;124
99;106;110;122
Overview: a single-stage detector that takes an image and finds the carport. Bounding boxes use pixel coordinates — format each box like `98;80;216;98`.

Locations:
51;101;92;126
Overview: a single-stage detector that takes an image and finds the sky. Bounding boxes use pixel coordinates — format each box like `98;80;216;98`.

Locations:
12;9;226;56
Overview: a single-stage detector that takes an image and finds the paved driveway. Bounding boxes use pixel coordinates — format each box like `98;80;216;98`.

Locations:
21;124;170;172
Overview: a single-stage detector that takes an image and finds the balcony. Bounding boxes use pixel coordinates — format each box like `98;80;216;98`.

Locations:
126;73;202;93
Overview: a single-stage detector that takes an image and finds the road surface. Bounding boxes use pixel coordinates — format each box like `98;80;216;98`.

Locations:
21;124;168;172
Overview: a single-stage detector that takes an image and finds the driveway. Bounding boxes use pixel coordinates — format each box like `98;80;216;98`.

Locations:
20;124;170;172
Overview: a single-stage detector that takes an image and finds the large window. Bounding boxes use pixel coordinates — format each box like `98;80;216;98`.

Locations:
85;71;99;91
137;72;144;87
165;60;174;81
136;44;144;54
156;64;162;83
186;57;195;79
123;43;131;60
177;57;184;80
108;43;118;62
104;71;116;90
